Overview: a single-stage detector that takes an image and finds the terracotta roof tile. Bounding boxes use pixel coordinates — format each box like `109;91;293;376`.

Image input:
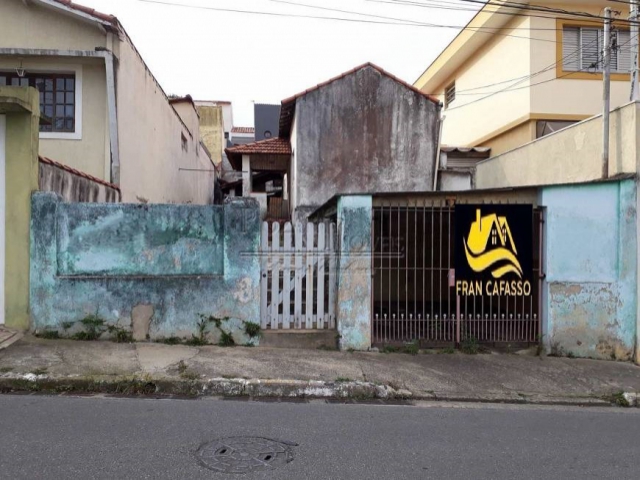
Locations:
231;126;255;134
226;137;290;155
224;137;291;170
279;62;441;137
39;156;121;192
51;0;117;24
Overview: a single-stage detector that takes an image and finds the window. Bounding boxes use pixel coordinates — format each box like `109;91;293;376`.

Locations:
0;72;76;132
181;132;188;152
536;120;578;139
445;82;455;108
562;27;631;74
264;130;272;139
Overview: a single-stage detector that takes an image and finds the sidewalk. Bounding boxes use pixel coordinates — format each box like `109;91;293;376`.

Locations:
1;336;639;406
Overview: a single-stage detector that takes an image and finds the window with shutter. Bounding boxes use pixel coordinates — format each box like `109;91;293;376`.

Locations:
562;27;580;71
615;29;631;73
561;25;631;75
445;82;455;108
580;28;600;71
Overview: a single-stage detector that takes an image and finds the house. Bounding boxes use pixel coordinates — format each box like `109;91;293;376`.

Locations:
195;100;232;166
413;0;633;156
225;62;442;222
254;103;280;142
230;126;255;146
0;0;216;204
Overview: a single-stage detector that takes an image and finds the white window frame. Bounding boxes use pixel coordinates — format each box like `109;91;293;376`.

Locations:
30;64;83;141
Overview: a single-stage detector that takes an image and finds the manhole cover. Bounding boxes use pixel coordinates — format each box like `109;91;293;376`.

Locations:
196;436;296;474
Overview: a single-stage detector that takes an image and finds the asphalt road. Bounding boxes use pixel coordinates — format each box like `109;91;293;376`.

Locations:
0;395;639;480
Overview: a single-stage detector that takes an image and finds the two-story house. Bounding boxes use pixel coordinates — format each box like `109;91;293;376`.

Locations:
1;0;216;204
414;0;633;157
225;62;442;222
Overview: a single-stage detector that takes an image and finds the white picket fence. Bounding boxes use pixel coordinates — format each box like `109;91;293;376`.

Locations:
260;221;338;329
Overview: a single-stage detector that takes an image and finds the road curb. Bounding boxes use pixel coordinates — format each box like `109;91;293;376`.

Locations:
0;374;632;407
0;375;412;400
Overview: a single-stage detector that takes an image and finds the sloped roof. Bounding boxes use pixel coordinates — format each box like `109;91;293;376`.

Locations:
224;137;291;170
39;156;120;191
279;62;441;137
48;0;117;25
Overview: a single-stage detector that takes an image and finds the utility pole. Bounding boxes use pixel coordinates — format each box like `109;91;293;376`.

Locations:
631;0;640;101
602;7;612;179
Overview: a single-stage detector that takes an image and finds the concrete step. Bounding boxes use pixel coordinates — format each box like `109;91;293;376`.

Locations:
260;329;338;350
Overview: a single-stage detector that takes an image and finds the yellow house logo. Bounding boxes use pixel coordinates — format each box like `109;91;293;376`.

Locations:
463;209;523;279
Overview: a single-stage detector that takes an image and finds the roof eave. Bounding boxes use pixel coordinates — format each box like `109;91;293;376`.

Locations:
34;0;116;29
413;3;521;91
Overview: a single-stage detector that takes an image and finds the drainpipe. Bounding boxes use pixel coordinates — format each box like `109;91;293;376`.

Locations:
432;105;445;191
602;7;612;179
99;49;120;185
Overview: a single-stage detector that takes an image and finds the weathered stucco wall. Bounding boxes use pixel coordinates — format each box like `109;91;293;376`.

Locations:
195;104;224;166
1;86;39;330
542;180;637;361
30;193;260;342
476;102;639;189
39;158;120;203
294;66;440;213
116;37;216;205
337;196;372;350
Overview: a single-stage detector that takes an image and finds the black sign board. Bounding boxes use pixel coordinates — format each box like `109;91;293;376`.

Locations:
454;204;533;296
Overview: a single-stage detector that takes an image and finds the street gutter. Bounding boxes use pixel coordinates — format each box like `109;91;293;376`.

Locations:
0;374;635;408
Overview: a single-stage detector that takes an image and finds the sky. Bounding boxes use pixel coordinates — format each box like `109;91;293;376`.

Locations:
76;0;480;126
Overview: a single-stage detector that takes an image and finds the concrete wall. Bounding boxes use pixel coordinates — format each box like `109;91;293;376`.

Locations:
30;193;260;342
476;102;639;189
0;86;39;330
196;103;224;166
115;37;215;205
337;196;372;350
39;158;120;203
294;65;440;214
438;170;473;191
541;179;637;361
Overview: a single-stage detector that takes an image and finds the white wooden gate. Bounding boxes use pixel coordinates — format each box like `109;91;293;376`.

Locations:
260;221;337;329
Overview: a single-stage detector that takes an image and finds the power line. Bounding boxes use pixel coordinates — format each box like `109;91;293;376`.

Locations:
132;0;579;43
395;0;640;26
450;32;601;94
365;0;579;29
458;0;640;25
445;31;639;110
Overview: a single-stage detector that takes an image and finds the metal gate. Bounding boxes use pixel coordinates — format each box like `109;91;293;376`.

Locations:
372;200;543;346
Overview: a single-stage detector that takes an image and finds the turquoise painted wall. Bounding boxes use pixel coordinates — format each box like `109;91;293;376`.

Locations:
56;203;223;276
541;179;637;360
337;195;372;350
30;193;260;343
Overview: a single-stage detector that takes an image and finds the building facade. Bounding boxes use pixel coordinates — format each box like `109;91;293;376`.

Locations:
226;63;442;221
414;1;632;156
0;0;215;204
